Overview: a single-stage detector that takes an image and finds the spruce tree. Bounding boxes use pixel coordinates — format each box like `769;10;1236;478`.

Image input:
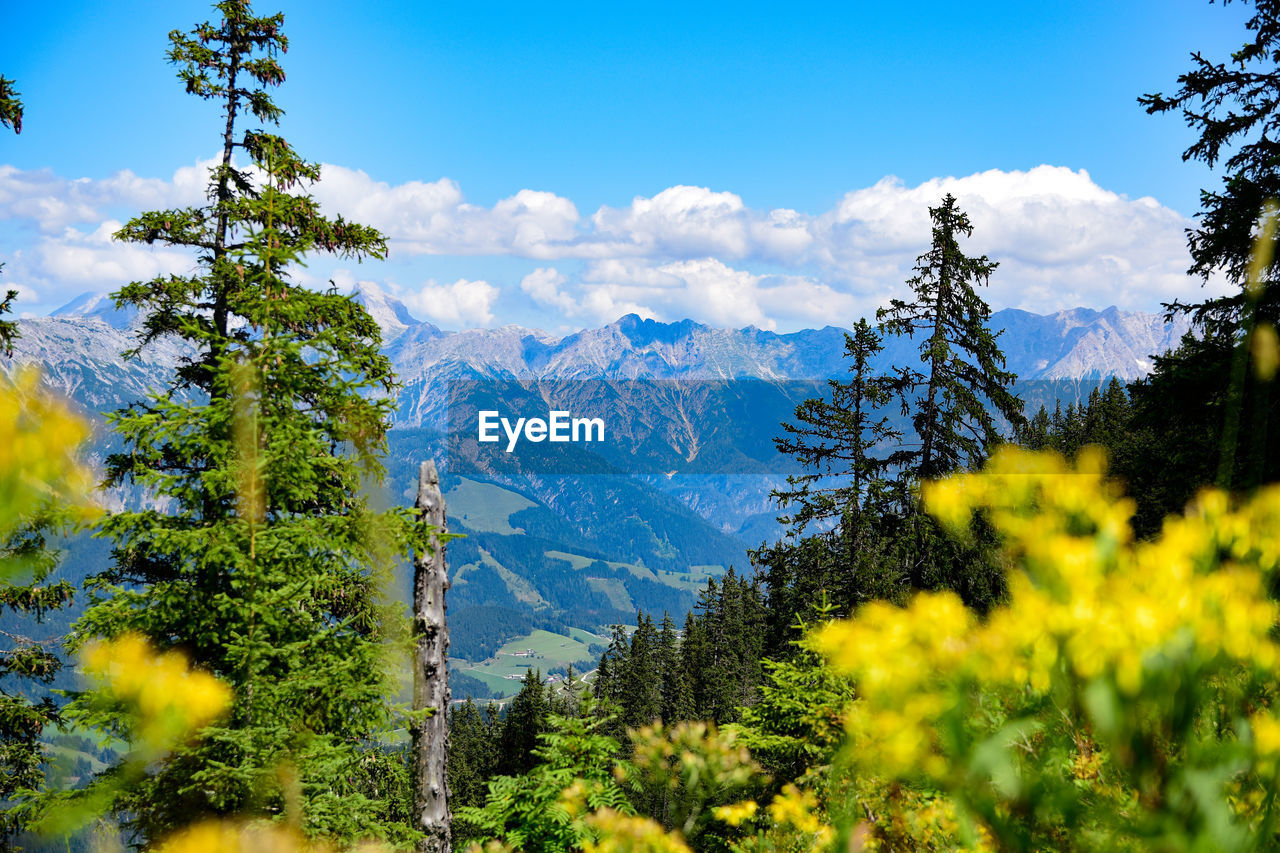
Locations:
878;193;1024;479
681;572;765;723
592;626;630;707
656;612;691;723
496;670;549;777
771;319;910;533
447;699;499;814
619;613;661;729
64;2;419;844
1133;1;1280;497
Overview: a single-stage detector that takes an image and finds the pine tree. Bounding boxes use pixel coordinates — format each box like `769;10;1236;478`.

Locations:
771;319;910;533
619;613;662;729
754;317;918;649
63;2;420;844
656;612;691;723
678;610;707;718
1133;1;1280;498
591;624;630;714
497;670;549;777
878;193;1024;479
681;572;766;723
448;699;499;814
1016;405;1053;451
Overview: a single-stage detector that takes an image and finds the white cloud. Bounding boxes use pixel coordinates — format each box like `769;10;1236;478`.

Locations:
399;278;498;327
572;257;861;331
812;166;1205;314
0;161;209;233
0;219;195;310
0;160;1226;328
520;267;578;314
310;167;581;258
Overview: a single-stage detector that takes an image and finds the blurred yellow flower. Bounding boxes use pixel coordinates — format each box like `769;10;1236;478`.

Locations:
152;819;397;853
583;809;693;853
82;632;231;749
0;366;99;555
1254;322;1280;381
712;799;759;826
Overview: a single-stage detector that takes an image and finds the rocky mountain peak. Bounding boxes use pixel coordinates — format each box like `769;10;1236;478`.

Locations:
349;281;434;343
51;291;138;330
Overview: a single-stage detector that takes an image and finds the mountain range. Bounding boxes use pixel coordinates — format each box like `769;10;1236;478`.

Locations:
13;285;1194;682
38;282;1191;425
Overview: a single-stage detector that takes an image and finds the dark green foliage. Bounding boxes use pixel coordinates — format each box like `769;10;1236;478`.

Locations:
657;613;692;724
1139;0;1280;324
450;670;494;701
449;606;534;662
55;2;421;845
618;614;662;730
454;702;631;853
771;319;911;534
0;77;21;135
681;572;767;724
735;639;855;791
1124;0;1280;519
1;517;77;847
1124;330;1280;534
0;288;19;359
758;196;1017;650
590;624;631;741
878;193;1025;479
496;670;551;777
1015;379;1133;459
592;590;765;733
447;699;501;817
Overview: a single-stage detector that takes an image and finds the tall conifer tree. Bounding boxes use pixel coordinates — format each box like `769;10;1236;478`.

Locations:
879;194;1024;479
771;319;910;533
496;671;549;777
66;2;420;844
1131;1;1280;499
656;612;691;723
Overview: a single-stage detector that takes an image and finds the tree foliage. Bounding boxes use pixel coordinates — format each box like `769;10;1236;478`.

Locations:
1127;0;1280;511
770;320;909;534
1140;0;1280;321
0;76;21;135
454;702;633;853
0;372;98;847
57;1;422;845
878;193;1024;479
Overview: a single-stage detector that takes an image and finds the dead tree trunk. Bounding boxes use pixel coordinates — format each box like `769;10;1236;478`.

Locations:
412;459;451;853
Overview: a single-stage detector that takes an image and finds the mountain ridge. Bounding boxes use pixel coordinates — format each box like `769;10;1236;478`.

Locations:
15;287;1193;426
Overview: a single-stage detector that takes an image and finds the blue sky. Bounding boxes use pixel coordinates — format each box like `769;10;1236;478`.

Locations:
0;1;1255;331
